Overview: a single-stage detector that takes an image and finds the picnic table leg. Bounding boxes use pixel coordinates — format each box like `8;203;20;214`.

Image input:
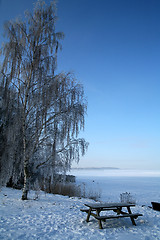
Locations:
86;208;92;222
96;209;103;229
115;207;122;215
127;207;136;226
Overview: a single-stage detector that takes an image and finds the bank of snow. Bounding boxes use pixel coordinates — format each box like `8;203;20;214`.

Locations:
0;187;160;240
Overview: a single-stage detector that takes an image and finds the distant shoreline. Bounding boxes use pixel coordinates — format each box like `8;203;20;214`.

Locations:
71;167;120;170
70;168;160;177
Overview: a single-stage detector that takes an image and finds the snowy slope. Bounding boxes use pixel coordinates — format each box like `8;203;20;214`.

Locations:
0;187;160;240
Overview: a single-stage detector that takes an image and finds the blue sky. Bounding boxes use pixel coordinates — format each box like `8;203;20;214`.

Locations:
0;0;160;170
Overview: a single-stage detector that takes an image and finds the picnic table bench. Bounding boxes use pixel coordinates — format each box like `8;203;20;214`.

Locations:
80;202;143;229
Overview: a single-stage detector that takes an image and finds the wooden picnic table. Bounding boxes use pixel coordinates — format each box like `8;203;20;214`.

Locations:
81;202;143;229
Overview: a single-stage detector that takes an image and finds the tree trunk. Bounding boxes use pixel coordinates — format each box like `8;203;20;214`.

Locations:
22;120;29;200
22;158;29;200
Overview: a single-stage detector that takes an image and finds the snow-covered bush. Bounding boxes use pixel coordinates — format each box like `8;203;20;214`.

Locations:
80;181;101;201
120;192;136;204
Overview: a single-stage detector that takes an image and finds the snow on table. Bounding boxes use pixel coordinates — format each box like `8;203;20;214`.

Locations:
0;187;160;240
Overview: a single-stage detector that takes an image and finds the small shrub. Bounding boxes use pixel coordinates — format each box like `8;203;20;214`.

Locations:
80;181;101;201
120;192;136;204
33;189;41;200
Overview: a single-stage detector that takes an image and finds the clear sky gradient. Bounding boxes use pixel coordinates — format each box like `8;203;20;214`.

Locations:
0;0;160;170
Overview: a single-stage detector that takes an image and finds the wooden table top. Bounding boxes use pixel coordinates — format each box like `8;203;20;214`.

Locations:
84;202;135;209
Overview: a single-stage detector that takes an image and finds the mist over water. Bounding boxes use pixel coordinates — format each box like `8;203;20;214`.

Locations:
70;168;160;177
70;168;160;205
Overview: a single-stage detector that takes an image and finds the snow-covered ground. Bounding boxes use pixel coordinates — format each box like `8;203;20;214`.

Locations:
0;169;160;240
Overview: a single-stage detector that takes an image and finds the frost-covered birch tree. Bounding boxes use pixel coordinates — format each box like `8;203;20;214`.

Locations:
1;0;88;200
